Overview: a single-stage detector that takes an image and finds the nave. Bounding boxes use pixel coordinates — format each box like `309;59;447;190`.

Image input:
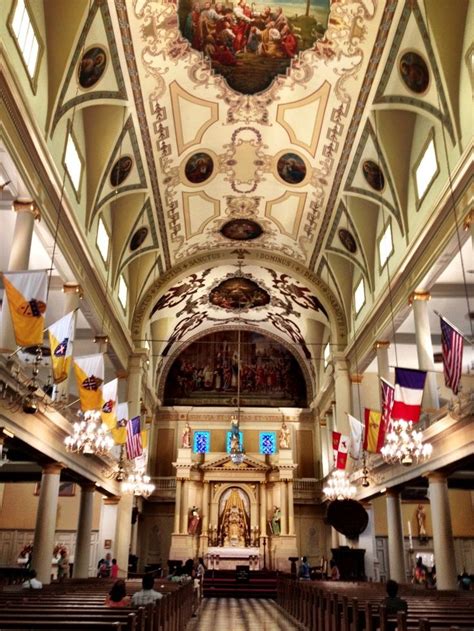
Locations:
185;598;302;631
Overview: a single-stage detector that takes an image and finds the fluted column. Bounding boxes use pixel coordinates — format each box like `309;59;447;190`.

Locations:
73;483;95;577
280;481;288;535
181;480;189;533
333;353;351;437
287;480;295;536
32;463;64;584
259;482;267;535
410;292;439;410
427;472;457;589
202;481;210;533
174;479;183;534
114;494;133;574
0;201;39;353
386;490;406;583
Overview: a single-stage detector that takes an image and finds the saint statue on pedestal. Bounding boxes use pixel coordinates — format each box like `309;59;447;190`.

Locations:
181;422;191;448
188;506;201;535
279;421;290;449
271;506;281;535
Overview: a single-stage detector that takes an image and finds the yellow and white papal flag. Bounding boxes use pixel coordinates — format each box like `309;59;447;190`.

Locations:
1;270;48;347
73;354;104;411
48;311;75;383
111;401;128;445
101;378;118;430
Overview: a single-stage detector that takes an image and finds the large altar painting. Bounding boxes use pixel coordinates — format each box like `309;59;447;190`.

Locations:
163;330;307;407
178;0;330;94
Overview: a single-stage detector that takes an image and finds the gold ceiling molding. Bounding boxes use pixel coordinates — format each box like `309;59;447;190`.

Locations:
265;192;306;241
169;81;219;156
276;82;331;157
182;192;220;239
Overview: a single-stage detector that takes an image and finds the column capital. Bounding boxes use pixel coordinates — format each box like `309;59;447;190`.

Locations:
373;340;390;350
128;349;149;374
385;488;400;499
203;480;210;485
409;290;431;305
42;462;65;475
63;282;83;299
425;470;448;483
13;199;41;220
103;495;121;505
350;373;364;384
80;482;97;493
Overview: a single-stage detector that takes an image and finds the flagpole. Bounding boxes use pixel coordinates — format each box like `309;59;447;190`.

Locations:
434;310;472;344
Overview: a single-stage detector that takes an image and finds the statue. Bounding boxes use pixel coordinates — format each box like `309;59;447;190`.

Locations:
220;488;249;547
279;421;290;449
271;506;281;535
188;506;201;535
181;422;191;448
416;504;427;539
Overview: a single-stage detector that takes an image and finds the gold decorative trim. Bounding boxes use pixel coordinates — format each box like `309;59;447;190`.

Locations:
63;282;83;297
42;462;66;475
13;200;40;220
373;340;390;350
408;290;431;304
350;374;364;384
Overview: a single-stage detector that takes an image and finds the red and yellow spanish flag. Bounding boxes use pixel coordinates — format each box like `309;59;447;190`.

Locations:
48;311;75;383
2;270;48;347
73;354;104;411
101;378;118;430
363;408;385;453
111;402;128;445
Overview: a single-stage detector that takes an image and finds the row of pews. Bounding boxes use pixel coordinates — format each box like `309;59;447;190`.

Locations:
0;577;194;630
277;576;474;631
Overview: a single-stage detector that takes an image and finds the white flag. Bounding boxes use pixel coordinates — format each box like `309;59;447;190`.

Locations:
348;414;364;460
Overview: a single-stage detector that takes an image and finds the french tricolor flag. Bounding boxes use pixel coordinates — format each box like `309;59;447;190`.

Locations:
391;367;427;423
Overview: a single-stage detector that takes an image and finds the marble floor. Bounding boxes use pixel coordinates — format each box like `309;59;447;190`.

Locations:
185;598;303;630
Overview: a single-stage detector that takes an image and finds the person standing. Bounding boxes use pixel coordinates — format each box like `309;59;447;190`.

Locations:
298;556;310;580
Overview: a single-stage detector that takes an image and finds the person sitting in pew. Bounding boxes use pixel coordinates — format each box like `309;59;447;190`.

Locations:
22;569;42;590
105;579;130;608
383;579;408;615
131;574;163;606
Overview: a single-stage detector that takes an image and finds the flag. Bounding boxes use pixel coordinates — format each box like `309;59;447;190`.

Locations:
73;354;104;411
348;415;364;460
111;402;128;444
101;379;118;430
48;311;75;383
381;378;395;435
363;408;384;453
440;316;464;395
332;431;348;469
126;416;143;460
2;270;47;347
391;367;427;423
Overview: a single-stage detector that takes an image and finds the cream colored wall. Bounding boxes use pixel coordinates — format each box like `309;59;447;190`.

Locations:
139;503;174;570
295;504;328;565
0;482;102;531
372;489;474;538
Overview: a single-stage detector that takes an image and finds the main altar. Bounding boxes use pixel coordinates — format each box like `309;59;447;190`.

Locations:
168;446;298;571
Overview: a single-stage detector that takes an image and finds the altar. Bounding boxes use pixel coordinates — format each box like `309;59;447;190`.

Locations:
206;546;260;570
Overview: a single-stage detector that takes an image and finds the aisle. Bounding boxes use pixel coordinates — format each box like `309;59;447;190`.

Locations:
185;598;303;631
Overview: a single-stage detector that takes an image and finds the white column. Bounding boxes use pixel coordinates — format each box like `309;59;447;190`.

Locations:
130;504;139;556
410;292;439;410
181;480;189;534
55;283;82;402
428;472;457;589
32;463;63;584
97;496;119;561
331;527;339;549
287;480;295;536
386;490;406;583
174;479;183;534
333;353;351;437
0;202;39;353
374;341;391;384
259;482;267;535
202;481;210;533
73;483;95;578
280;481;288;535
114;494;133;575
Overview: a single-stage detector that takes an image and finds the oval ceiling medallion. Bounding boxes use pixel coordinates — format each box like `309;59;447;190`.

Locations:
399;51;430;94
209;277;270;310
78;46;107;89
362;160;385;192
130;227;148;251
220;218;263;241
277;152;307;184
177;1;330;95
338;228;357;254
184;152;214;184
110;156;133;187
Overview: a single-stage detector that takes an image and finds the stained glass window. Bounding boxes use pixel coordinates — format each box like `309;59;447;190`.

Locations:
226;431;243;453
259;432;277;455
193;431;210;454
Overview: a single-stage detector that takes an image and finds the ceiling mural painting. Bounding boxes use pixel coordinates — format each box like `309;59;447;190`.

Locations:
78;46;108;89
209;276;270;310
220;218;263;240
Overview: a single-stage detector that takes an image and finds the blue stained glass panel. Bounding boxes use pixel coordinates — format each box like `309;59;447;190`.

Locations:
259;432;277;455
226;431;244;453
193;431;210;454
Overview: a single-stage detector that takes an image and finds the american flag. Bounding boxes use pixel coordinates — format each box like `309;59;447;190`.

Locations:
440;316;464;395
126;416;143;460
381;378;395;434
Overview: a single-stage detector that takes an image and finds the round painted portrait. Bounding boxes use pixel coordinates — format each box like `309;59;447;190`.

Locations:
362;160;385;192
130;227;148;251
184;152;214;184
78;46;107;89
110;156;133;187
210;277;270;310
277;152;307;184
399;51;429;94
220;219;263;241
338;229;357;254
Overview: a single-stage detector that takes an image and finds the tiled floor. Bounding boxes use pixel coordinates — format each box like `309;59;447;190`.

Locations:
186;598;302;630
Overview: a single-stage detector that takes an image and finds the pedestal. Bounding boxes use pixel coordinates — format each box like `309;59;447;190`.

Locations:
269;534;298;572
169;533;198;562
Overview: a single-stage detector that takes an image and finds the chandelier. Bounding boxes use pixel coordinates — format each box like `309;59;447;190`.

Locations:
122;471;155;498
323;469;357;501
229;304;245;465
64;410;114;455
380;420;432;466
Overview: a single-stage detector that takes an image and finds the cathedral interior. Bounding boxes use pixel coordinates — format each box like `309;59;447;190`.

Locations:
0;0;472;594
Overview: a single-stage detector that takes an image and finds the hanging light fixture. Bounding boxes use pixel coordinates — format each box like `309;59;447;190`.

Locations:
230;288;245;465
323;469;357;501
64;410;114;455
122;471;155;498
380;420;432;466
